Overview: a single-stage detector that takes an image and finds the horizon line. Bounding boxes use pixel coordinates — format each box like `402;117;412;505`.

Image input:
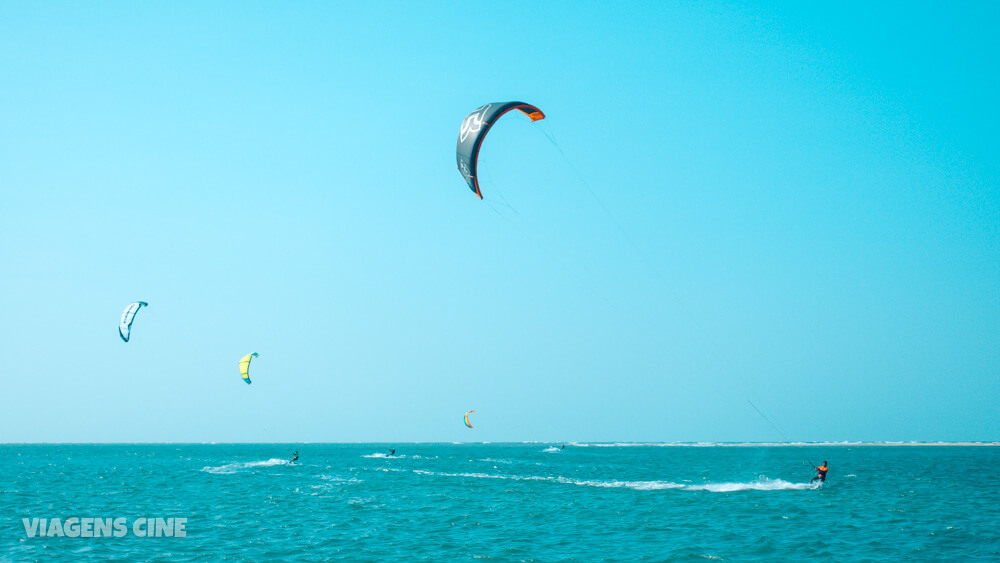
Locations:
2;441;998;446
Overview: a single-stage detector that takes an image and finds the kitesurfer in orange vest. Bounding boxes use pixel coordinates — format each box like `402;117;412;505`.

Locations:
811;461;828;483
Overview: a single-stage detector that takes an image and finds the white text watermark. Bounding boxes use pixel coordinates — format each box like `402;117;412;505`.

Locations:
22;517;187;538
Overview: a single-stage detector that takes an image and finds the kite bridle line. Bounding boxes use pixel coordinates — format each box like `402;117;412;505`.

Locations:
746;399;817;468
476;148;619;314
536;121;817;455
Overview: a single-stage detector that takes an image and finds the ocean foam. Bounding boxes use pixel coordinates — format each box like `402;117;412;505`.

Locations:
405;468;817;493
683;478;819;492
201;458;291;474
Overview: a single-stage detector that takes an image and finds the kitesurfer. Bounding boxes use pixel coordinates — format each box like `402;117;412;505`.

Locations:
811;461;828;483
389;449;395;456
290;450;299;463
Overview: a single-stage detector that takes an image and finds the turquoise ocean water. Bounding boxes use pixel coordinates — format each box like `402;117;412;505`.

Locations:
3;444;999;561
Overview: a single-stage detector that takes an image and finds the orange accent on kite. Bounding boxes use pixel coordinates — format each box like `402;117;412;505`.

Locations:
457;102;545;200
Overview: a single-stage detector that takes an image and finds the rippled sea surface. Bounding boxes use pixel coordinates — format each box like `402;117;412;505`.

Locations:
2;444;999;561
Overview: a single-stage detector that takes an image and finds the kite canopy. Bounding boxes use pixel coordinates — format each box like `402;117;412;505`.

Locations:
239;353;259;385
119;301;147;342
464;410;475;428
456;102;545;199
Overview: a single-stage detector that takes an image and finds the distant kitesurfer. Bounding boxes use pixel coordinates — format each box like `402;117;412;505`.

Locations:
811;461;828;483
389;448;395;456
291;450;299;463
560;445;565;450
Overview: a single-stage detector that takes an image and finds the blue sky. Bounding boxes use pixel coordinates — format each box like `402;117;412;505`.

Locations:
1;1;997;443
